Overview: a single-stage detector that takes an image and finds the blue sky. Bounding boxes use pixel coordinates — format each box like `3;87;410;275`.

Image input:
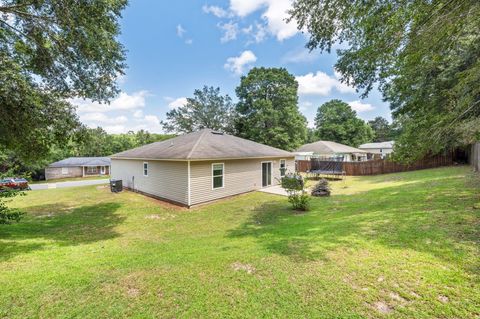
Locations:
73;0;391;134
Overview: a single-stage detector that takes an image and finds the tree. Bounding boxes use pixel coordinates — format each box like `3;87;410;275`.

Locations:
314;100;373;147
75;127;113;157
234;67;307;151
289;0;480;161
368;117;398;142
0;0;127;159
162;86;234;134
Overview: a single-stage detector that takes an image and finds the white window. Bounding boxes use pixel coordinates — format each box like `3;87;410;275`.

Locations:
280;159;286;177
212;163;224;189
61;167;69;175
143;162;148;177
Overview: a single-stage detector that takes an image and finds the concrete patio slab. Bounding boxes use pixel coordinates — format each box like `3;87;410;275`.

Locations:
257;185;288;197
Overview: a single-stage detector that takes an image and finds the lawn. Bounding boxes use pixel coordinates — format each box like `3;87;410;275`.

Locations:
0;166;479;318
30;175;110;184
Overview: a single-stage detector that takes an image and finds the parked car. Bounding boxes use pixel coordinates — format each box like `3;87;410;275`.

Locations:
0;177;30;191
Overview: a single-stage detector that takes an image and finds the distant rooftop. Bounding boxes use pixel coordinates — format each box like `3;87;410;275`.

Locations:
111;129;294;160
359;141;394;149
49;157;111;167
296;141;366;154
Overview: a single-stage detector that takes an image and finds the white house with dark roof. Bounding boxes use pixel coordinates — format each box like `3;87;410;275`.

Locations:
45;157;111;180
359;141;394;159
295;140;368;162
110;129;295;207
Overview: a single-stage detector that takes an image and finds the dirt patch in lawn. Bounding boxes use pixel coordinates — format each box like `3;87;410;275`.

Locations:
438;295;449;303
231;262;255;274
372;301;393;314
127;287;140;298
145;213;176;220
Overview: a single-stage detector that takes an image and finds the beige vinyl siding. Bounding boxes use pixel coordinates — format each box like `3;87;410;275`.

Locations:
189;157;295;205
111;159;189;205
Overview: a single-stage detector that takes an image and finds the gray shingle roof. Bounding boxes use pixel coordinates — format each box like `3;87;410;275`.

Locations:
359;141;394;149
111;129;294;160
296;141;367;154
49;157;111;167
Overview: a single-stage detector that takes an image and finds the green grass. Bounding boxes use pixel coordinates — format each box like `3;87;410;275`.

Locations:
31;175;110;184
1;166;479;318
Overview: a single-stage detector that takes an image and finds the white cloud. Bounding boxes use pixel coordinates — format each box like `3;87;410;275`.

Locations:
176;24;186;37
224;50;257;75
229;0;265;17
299;101;313;111
72;90;149;113
90;114;164;134
80;113;128;124
296;71;355;95
243;22;268;44
282;47;320;64
333;70;355;93
218;21;238;43
133;110;144;118
307;118;315;128
229;0;298;41
348;100;375;112
103;125;127;134
168;97;188;109
185;38;193;45
202;5;231;18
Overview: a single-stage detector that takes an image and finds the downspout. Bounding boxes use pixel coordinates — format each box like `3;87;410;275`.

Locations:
187;160;191;207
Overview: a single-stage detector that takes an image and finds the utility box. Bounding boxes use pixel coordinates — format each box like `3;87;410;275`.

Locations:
110;179;123;193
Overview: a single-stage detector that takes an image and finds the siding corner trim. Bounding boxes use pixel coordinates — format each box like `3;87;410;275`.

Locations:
187;160;191;207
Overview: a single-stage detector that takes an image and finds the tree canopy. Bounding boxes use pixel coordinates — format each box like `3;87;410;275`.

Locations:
234;67;307;151
290;0;480;161
314;99;373;147
0;0;127;159
162;86;235;134
368;117;399;142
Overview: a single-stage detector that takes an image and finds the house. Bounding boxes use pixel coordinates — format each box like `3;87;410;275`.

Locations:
295;141;367;162
45;157;111;180
110;129;295;207
359;141;394;159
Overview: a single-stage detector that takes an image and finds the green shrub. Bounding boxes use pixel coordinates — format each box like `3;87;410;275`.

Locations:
287;191;310;211
0;188;25;225
311;178;331;197
281;173;310;211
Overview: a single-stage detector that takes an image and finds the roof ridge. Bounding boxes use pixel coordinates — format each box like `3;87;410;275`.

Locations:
186;129;210;159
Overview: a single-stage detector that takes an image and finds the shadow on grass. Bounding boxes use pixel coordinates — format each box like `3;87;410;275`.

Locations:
0;202;124;261
227;173;480;275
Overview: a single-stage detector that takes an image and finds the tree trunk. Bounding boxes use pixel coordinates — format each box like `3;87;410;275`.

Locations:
472;143;480;172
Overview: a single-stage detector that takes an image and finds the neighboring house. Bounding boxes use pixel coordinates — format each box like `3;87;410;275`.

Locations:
110;129;295;207
295;141;367;162
359;141;394;159
45;157;111;180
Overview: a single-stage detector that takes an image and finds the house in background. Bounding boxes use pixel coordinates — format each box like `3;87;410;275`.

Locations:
111;129;294;207
359;141;394;159
295;141;367;162
45;157;111;180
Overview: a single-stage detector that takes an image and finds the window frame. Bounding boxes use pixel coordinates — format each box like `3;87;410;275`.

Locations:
279;159;286;177
61;167;69;175
211;163;224;190
86;166;97;174
143;162;148;177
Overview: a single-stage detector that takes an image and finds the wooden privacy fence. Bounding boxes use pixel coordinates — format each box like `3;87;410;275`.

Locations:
296;153;454;176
